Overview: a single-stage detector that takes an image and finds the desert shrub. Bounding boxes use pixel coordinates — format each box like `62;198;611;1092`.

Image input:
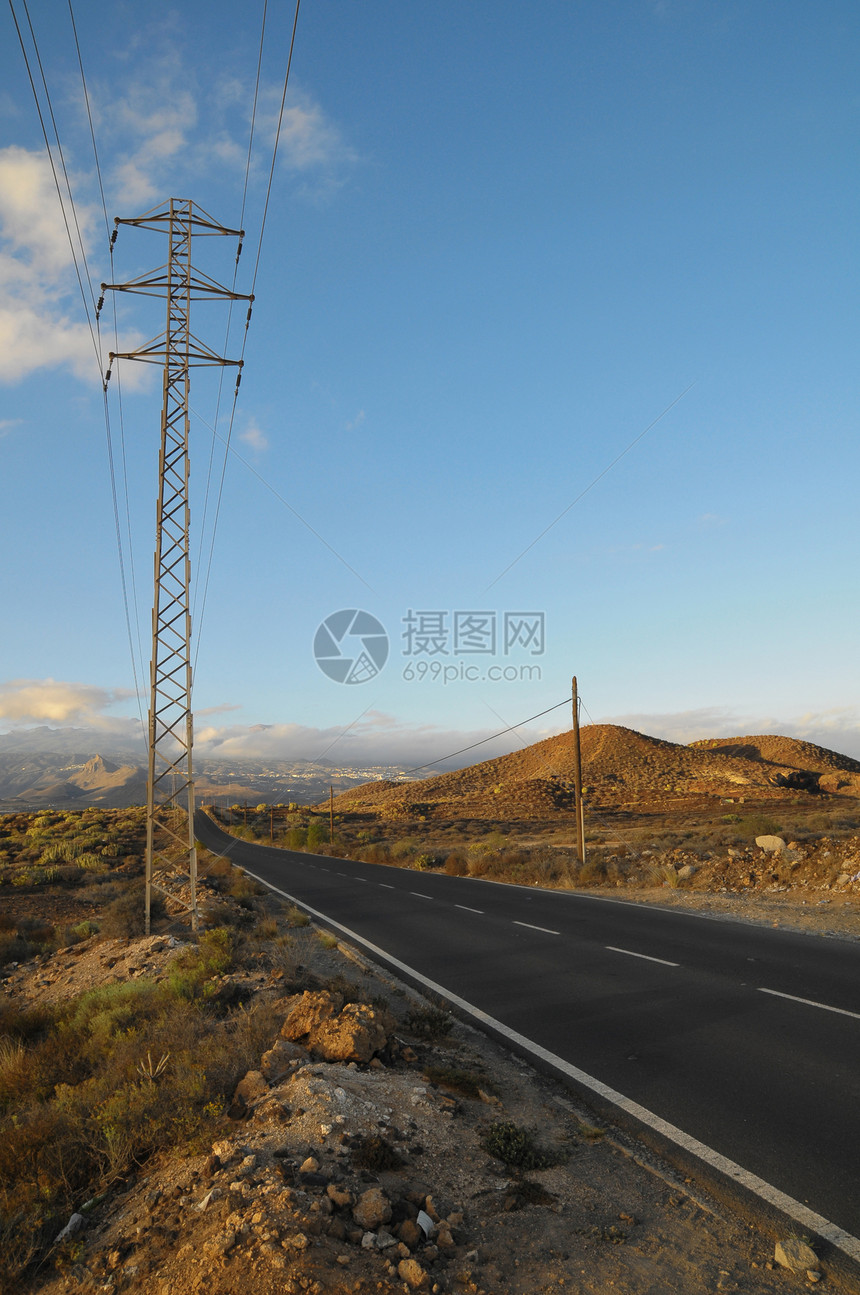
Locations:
100;885;165;938
413;853;437;871
404;1006;452;1041
0;981;280;1289
423;1065;488;1099
201;854;233;879
481;1121;554;1170
306;821;329;850
391;837;420;859
444;852;468;876
286;827;307;850
77;852;109;873
351;1134;403;1172
200;899;249;930
0;934;35;966
575;857;607;886
286;905;310;928
168;927;235;1000
649;863;680;888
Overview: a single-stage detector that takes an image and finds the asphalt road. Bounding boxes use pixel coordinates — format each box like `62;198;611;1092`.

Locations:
195;812;860;1244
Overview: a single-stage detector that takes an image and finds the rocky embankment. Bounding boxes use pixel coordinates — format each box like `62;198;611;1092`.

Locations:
9;930;848;1295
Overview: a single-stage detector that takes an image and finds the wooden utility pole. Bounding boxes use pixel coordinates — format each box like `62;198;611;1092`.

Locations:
329;786;335;844
270;805;274;843
571;676;586;865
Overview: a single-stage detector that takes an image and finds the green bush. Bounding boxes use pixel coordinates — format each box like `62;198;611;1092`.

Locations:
481;1121;554;1170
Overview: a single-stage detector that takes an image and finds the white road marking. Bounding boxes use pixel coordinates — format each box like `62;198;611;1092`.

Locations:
514;920;560;935
607;946;679;967
379;883;395;889
411;892;434;900
759;987;860;1021
456;904;484;914
232;859;860;1270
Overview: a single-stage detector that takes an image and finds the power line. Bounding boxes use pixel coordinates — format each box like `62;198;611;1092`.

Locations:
485;382;696;590
8;0;101;371
195;0;270;625
66;0;147;744
193;0;303;664
403;696;573;775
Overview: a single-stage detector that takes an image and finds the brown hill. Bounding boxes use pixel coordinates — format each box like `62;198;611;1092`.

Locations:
690;735;860;774
691;735;860;797
331;724;855;822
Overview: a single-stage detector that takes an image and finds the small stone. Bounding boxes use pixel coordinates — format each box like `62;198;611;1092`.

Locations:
54;1213;84;1244
336;1254;351;1266
299;1156;320;1174
377;1230;398;1249
353;1186;391;1230
807;1271;821;1283
399;1219;422;1247
398;1258;429;1289
327;1183;353;1209
361;1231;377;1250
775;1238;819;1273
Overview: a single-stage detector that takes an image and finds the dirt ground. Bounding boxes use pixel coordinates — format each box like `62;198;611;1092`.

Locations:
6;902;856;1295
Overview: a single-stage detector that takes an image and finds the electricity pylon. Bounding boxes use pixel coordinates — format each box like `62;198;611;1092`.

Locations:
103;199;252;933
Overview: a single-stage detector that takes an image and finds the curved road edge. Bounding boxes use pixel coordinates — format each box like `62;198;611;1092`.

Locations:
195;810;860;1287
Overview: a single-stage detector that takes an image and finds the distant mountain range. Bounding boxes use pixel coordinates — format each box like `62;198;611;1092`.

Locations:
4;724;859;816
0;729;420;809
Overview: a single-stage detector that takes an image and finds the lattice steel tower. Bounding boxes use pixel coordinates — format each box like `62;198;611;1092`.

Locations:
103;199;252;932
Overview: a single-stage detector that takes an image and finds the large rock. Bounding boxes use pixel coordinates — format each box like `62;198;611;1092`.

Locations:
281;990;344;1041
353;1186;391;1230
229;1069;269;1118
755;835;787;854
774;1237;819;1273
260;1038;308;1081
310;1003;389;1063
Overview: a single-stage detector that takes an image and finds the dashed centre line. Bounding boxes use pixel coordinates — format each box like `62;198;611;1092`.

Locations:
411;892;434;900
456;904;484;914
514;920;560;935
379;883;395;889
607;945;680;967
758;988;860;1021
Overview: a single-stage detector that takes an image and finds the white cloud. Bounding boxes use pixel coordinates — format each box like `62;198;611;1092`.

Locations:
345;409;366;432
0;146;103;383
239;420;268;453
0;678;134;725
0;418;22;438
194;709;557;770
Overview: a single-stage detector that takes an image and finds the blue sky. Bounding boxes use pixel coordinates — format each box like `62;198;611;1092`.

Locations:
1;1;858;767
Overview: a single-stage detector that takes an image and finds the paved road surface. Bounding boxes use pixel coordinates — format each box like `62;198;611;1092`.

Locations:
195;812;860;1247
